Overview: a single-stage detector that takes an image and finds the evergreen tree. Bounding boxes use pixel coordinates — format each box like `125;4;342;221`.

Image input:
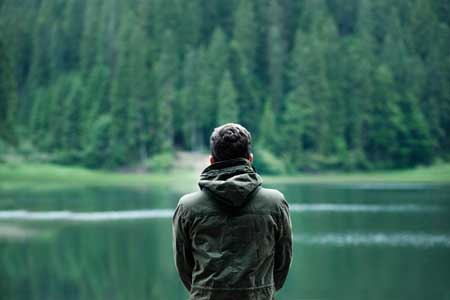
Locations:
339;36;373;168
61;0;84;70
231;0;261;132
178;0;202;48
127;24;152;161
195;47;216;146
282;88;307;170
258;99;278;153
152;29;178;154
207;28;229;91
299;0;329;32
288;28;331;154
109;16;132;167
95;0;119;67
29;88;48;149
398;93;433;166
48;19;64;81
27;1;52;89
217;71;239;125
0;37;18;144
81;65;111;143
179;48;202;150
410;0;439;59
201;27;229;139
1;0;449;170
84;115;112;168
319;17;342;154
61;75;83;162
46;75;70;151
80;0;101;73
267;0;286;112
421;24;450;158
365;65;404;168
232;0;257;73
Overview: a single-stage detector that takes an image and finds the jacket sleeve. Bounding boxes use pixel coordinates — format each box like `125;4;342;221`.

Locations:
172;203;195;291
274;198;293;291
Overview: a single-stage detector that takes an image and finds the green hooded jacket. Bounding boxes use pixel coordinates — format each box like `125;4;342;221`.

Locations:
173;158;292;300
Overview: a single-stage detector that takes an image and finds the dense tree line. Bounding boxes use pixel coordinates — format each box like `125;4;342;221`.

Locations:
0;0;449;171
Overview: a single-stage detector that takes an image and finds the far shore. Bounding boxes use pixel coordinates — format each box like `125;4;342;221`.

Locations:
1;161;449;192
264;163;450;184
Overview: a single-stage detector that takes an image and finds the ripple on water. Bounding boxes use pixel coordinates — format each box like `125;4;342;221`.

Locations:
0;209;174;222
294;232;450;248
289;203;444;213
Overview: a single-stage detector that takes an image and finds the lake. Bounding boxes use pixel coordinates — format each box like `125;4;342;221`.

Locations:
0;182;449;300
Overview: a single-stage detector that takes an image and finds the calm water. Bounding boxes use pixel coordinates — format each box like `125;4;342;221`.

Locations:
1;182;449;300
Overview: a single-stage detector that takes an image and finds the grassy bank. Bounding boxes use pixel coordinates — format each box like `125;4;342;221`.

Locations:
264;163;450;184
1;162;449;192
0;162;198;192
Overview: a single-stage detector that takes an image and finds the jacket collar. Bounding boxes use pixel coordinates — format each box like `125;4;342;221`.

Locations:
200;157;254;179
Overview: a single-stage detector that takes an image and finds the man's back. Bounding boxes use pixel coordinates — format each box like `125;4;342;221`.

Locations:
173;158;292;300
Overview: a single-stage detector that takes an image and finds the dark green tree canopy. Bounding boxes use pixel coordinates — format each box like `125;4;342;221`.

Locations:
0;0;448;171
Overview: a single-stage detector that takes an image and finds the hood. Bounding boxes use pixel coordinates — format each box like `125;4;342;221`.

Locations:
198;158;262;208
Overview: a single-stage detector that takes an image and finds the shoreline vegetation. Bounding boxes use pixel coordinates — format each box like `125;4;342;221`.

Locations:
2;0;450;173
1;160;449;192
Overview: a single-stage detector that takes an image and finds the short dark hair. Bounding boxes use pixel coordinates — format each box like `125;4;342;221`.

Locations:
210;123;252;162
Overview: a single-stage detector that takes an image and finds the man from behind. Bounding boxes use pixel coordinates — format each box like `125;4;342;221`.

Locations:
173;123;292;300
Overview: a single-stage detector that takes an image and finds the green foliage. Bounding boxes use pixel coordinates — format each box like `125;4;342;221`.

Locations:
145;152;174;172
0;0;449;171
267;0;286;112
178;48;202;150
0;37;18;144
217;71;239;125
84;115;112;169
365;65;404;168
231;0;260;132
62;75;83;153
152;30;177;153
281;89;308;170
29;88;48;148
258;100;278;153
252;146;286;175
0;139;8;161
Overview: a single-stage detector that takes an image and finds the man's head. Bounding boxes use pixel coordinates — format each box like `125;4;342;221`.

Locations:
210;123;253;164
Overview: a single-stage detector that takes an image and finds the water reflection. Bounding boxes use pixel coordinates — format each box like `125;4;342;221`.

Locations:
0;184;449;300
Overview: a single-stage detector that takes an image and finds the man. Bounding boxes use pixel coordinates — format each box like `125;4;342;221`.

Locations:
173;123;292;300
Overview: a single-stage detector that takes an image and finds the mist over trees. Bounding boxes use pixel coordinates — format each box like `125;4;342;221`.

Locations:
0;0;449;171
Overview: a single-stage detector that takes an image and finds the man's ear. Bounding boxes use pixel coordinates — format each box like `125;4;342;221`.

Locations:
248;153;253;163
209;155;215;165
